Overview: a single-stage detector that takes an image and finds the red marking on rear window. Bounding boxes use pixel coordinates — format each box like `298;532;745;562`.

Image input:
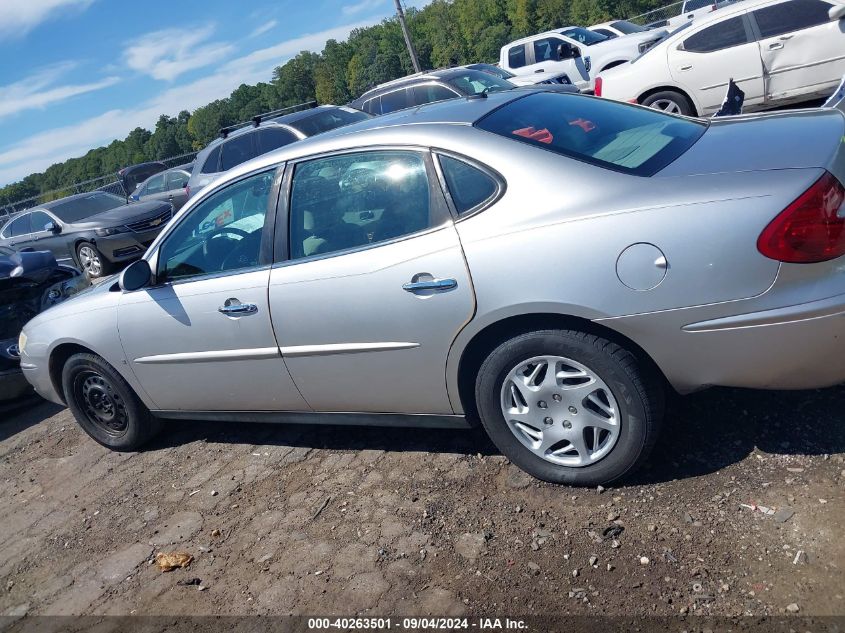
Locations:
569;118;596;132
512;126;554;144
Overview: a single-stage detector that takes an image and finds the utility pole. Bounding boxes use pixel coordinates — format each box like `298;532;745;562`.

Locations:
394;0;421;73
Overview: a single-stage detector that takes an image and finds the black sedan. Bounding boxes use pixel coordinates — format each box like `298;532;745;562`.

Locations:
0;246;89;401
0;192;173;278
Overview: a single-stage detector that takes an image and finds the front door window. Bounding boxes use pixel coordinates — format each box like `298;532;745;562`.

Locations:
157;170;274;282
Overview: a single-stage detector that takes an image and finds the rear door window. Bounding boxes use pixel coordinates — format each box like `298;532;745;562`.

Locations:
508;45;527;68
412;84;458;106
257;127;298;153
752;0;832;37
380;89;412;114
533;37;560;63
682;16;749;52
475;92;707;177
220;133;257;171
201;146;222;174
3;214;31;237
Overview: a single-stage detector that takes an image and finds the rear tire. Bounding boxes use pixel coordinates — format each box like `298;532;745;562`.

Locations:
62;353;161;450
641;90;695;116
76;242;112;279
475;329;663;486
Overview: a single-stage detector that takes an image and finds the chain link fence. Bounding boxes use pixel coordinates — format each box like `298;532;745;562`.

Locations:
0;151;197;221
627;0;684;26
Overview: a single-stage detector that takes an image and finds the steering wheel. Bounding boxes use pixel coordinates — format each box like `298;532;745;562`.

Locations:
220;230;262;270
204;225;251;241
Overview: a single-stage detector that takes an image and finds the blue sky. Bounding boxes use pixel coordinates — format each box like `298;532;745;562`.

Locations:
0;0;416;187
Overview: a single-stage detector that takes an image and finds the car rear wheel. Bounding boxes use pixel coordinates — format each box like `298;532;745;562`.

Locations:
76;242;111;279
62;352;161;450
641;90;694;116
475;330;663;486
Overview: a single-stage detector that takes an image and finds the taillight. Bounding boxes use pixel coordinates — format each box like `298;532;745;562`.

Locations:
594;76;603;97
757;171;845;263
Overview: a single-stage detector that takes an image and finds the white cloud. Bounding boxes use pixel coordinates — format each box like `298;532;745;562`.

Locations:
124;24;235;82
0;64;119;120
0;0;95;39
250;20;278;38
0;18;379;186
342;0;385;15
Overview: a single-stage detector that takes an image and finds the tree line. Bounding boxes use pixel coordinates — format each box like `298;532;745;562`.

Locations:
0;0;663;207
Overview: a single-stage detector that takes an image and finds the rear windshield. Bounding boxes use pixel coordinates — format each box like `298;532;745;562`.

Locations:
289;108;370;137
476;93;706;177
560;27;608;45
49;193;126;222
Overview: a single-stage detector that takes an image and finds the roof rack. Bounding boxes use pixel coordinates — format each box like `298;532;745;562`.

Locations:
219;100;318;138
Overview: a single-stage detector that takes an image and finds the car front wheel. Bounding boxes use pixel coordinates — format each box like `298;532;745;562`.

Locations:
76;242;111;279
62;352;161;450
475;330;663;486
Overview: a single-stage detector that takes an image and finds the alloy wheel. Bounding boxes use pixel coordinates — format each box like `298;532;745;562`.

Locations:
500;355;620;467
649;99;681;114
78;245;102;277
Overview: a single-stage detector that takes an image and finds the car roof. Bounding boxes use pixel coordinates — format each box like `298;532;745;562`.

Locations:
28;191;122;212
354;67;493;101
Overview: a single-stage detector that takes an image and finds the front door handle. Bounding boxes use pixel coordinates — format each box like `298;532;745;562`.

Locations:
402;278;457;293
679;64;693;71
769;42;784;50
218;298;258;315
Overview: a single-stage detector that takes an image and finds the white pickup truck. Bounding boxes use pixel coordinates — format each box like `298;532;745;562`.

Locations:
499;26;666;92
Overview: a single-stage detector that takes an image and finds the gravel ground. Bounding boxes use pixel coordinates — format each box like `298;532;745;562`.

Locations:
0;386;843;619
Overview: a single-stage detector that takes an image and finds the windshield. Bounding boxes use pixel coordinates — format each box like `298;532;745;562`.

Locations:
446;69;514;95
289;107;370;137
561;27;608;46
611;20;647;34
476;93;706;177
49;193;126;223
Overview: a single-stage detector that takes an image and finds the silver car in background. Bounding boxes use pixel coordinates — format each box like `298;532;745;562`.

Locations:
18;90;845;486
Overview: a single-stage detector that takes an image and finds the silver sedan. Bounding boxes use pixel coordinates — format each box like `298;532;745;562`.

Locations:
17;90;845;485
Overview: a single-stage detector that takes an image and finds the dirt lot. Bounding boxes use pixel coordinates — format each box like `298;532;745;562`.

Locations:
0;386;843;620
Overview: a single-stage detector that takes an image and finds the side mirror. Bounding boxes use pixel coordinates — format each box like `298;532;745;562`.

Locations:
119;258;151;292
830;4;845;19
44;221;61;234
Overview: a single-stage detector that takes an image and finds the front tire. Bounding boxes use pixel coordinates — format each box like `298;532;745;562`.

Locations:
641;90;694;116
76;242;111;279
475;330;663;486
62;353;161;450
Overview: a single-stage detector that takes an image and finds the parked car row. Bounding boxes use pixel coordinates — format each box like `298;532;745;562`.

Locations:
595;0;845;115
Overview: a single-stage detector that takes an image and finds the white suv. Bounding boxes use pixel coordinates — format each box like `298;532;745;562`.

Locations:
499;26;666;92
597;0;845;116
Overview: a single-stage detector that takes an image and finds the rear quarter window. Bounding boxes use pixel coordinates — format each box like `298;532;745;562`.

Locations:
475;93;707;177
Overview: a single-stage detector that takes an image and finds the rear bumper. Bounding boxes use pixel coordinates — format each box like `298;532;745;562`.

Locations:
599;291;845;393
94;226;164;263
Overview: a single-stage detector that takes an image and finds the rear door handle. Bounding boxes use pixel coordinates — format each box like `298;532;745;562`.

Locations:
402;278;457;293
769;42;784;50
679;64;693;71
218;299;258;315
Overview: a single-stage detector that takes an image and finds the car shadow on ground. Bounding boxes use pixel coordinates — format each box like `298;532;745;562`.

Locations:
146;384;845;484
631;384;845;485
0;396;64;442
